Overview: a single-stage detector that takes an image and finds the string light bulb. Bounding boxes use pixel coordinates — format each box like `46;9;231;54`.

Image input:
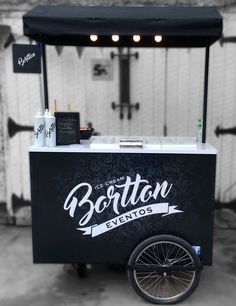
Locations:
112;35;119;42
90;35;98;42
154;35;163;43
133;35;141;42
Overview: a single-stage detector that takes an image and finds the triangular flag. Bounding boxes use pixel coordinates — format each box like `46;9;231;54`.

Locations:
76;47;84;58
55;45;63;56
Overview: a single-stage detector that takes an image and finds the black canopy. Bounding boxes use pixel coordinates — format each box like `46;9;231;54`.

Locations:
23;5;222;47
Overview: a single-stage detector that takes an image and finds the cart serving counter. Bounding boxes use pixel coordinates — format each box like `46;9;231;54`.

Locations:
24;6;222;304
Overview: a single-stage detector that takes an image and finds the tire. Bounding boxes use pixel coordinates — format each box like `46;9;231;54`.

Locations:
127;235;201;304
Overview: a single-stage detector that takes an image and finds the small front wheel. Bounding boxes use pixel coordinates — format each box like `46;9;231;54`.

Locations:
128;235;201;304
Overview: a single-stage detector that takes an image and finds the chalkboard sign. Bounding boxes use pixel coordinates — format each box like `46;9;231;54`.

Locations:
55;112;80;145
12;44;41;73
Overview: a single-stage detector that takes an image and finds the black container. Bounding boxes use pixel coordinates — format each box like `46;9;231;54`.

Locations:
80;128;94;140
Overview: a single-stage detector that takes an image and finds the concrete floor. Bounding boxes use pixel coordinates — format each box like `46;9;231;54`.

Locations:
1;210;236;306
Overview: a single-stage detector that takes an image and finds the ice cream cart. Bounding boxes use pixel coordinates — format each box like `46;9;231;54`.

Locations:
24;6;222;304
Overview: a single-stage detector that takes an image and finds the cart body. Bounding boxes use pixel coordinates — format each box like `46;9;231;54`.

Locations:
29;138;216;265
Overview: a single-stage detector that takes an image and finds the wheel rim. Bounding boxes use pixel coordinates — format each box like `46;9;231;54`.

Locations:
133;241;196;302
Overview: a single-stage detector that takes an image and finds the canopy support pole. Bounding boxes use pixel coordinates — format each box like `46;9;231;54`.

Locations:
202;46;210;143
41;43;49;110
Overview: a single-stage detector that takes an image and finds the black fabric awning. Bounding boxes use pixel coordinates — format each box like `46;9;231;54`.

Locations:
23;5;222;47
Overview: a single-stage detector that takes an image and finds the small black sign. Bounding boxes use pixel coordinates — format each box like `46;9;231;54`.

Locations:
55;112;80;145
92;59;113;81
12;44;41;74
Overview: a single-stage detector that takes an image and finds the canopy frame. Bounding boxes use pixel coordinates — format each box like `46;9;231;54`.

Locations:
23;5;223;143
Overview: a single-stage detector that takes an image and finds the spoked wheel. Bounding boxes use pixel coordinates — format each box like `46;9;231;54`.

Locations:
128;235;202;304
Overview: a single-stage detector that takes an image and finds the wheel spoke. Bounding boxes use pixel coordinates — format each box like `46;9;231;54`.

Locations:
155;244;163;265
145;248;160;263
163;277;167;298
171;253;191;265
173;273;194;289
174;246;184;261
171;274;185;294
160;243;165;264
138;271;156;284
137;275;160;280
139;253;154;264
151;245;162;265
152;275;162;296
165;243;174;262
165;276;174;297
144;272;159;290
140;272;157;286
139;272;155;284
179;271;193;277
183;261;193;267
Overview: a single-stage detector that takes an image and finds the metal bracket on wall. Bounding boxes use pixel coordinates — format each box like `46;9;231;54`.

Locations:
215;125;236;137
220;36;236;45
110;48;140;120
8;117;33;138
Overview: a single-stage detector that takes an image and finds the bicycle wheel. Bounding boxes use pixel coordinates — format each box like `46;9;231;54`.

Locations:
128;235;201;304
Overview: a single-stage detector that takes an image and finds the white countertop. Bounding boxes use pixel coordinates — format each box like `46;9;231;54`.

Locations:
29;136;217;155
